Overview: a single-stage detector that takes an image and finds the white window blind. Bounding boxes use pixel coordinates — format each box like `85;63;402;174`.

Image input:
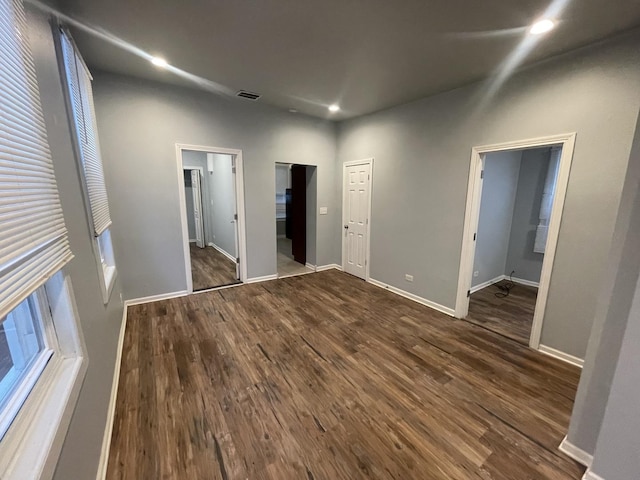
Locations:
60;31;112;236
0;0;73;319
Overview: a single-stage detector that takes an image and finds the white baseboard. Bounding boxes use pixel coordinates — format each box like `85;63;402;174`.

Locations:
539;344;584;368
368;278;455;317
305;263;317;271
207;242;236;263
470;275;506;294
511;276;540;288
189;239;196;243
246;274;279;284
316;264;342;272
470;275;540;294
278;270;316;279
583;470;605;480
559;436;593;468
96;305;129;480
124;290;189;306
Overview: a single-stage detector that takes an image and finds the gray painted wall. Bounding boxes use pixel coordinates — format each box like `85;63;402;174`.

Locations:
27;8;126;480
184;171;196;240
208;153;237;257
505;148;550;283
337;31;640;359
567;111;640;457
588;175;640;478
472;151;521;288
93;73;339;298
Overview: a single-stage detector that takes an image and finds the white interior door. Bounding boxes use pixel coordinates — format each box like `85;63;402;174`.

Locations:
191;170;205;248
343;162;371;279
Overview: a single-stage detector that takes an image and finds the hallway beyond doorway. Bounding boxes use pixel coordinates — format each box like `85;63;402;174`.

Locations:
277;237;313;277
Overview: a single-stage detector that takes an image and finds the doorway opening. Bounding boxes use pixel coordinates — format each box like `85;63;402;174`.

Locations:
456;134;576;353
177;144;247;292
275;163;317;278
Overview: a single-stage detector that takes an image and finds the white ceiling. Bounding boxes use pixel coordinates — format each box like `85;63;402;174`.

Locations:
52;0;640;119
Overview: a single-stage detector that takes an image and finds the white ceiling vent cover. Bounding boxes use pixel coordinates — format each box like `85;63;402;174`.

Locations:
236;90;261;100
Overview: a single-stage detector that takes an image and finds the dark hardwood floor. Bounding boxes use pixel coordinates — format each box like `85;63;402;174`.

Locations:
466;280;537;345
190;244;238;291
107;270;583;480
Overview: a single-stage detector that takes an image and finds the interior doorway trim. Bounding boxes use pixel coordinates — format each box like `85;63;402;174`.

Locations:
341;158;374;281
175;143;248;292
454;133;577;350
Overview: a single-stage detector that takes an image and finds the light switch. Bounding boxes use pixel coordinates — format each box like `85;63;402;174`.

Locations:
319;207;328;215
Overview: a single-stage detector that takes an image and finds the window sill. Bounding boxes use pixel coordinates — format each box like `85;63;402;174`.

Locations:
101;265;117;304
0;355;87;480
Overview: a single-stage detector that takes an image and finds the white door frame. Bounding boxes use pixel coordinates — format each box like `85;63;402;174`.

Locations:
175;143;248;292
454;133;576;349
341;158;374;281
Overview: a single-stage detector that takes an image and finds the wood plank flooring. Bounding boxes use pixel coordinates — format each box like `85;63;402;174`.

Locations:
107;270;583;480
466;280;537;345
190;244;239;291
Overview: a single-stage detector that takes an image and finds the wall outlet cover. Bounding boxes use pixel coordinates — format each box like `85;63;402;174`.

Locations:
474;271;479;277
319;207;328;215
405;274;414;282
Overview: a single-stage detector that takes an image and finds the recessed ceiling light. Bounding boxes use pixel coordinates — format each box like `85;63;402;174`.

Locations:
328;104;340;113
530;19;555;35
151;57;168;68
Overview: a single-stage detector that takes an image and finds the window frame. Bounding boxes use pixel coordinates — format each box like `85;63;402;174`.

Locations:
0;271;87;479
0;290;56;439
95;228;117;303
55;28;117;304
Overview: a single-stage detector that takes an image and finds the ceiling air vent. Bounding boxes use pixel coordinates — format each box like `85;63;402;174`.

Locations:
236;90;261;101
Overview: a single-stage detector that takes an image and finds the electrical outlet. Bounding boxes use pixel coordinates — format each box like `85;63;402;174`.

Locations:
319;207;328;215
473;271;479;277
405;274;413;282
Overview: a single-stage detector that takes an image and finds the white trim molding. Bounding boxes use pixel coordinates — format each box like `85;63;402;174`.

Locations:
305;263;317;271
368;278;455;317
208;242;236;263
559;436;593;468
470;275;540;294
124;290;189;307
278;270;316;279
511;277;540;288
316;264;343;272
455;133;577;352
246;274;279;284
582;470;605;480
539;345;584;368
175;143;248;292
96;304;128;480
470;275;506;294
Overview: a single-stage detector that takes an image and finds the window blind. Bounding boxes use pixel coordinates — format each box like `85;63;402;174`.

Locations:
0;0;73;319
60;31;112;237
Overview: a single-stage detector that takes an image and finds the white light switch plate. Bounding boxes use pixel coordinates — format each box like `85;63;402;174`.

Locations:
319;207;328;215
